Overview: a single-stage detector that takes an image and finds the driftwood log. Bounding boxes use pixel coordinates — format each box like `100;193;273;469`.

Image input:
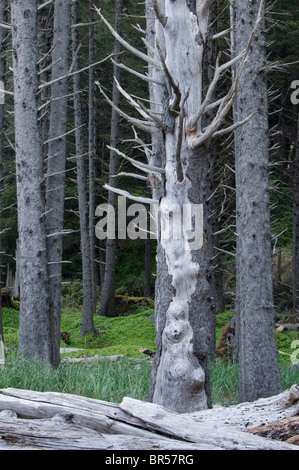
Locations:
0;386;298;450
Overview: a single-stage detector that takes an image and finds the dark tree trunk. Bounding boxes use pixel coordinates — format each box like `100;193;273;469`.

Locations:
11;0;51;362
0;0;7;343
71;1;96;337
99;0;123;317
45;0;71;367
293;109;299;318
232;0;283;402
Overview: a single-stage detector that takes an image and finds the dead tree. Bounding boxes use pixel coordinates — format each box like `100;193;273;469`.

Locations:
95;0;261;412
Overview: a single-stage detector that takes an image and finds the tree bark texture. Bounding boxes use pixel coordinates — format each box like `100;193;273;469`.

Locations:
232;0;283;402
0;0;7;342
148;0;213;412
293;109;299;317
71;2;95;337
11;0;51;362
0;387;298;450
99;0;123;317
45;0;71;367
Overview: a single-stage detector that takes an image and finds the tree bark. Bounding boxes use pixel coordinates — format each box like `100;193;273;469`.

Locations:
45;0;71;367
88;0;97;312
99;0;123;317
11;0;51;362
0;387;298;450
232;0;283;402
293;109;299;318
71;2;96;337
0;0;7;343
148;0;213;412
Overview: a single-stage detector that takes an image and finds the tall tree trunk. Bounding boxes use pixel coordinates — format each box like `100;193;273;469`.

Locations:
99;0;123;317
293;108;299;318
0;0;7;343
232;0;283;402
71;1;96;337
11;0;51;362
88;0;97;311
147;0;214;412
45;0;71;367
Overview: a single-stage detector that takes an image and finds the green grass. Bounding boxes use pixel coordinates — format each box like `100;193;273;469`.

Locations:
0;353;152;403
60;306;156;358
1;305;299;406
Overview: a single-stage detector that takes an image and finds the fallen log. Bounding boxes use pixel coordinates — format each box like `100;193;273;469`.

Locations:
247;415;299;446
276;323;299;332
186;384;299;431
0;387;298;450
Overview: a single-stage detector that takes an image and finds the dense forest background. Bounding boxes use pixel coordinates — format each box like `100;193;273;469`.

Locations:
1;0;298;315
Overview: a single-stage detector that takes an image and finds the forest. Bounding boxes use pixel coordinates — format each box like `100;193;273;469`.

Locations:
0;0;298;433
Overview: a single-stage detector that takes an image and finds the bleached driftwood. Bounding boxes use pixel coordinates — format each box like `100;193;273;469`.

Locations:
186;384;299;431
61;354;124;363
0;387;298;450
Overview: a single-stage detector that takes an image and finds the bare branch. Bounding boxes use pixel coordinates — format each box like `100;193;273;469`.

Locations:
96;81;155;134
111;172;148;182
213;111;257;139
190;0;264;148
39;54;115;90
0;23;11;30
212;28;231;40
111;59;165;86
44;125;85;145
153;0;167;27
114;77;153;122
106;144;165;175
104;183;158;205
94;6;161;68
38;0;53;10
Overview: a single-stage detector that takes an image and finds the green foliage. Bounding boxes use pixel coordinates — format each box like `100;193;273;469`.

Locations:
0;353;152;403
1;305;299;406
60;306;156;358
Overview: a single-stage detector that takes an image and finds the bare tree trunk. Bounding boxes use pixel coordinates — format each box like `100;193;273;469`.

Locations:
11;0;51;362
88;0;97;312
0;0;7;343
232;0;283;402
45;0;71;367
293;109;299;318
96;0;261;412
71;1;96;337
99;0;123;317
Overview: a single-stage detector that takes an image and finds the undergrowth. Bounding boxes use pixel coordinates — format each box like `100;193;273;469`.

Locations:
1;303;299;406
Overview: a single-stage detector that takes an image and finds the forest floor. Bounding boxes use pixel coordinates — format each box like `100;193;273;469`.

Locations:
1;297;299;406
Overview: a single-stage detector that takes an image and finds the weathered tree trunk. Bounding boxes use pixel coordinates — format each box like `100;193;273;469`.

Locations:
232;0;283;401
0;387;298;450
11;0;51;362
0;0;7;343
99;0;123;317
45;0;71;367
96;0;262;413
147;0;215;412
71;2;96;337
293;109;299;318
